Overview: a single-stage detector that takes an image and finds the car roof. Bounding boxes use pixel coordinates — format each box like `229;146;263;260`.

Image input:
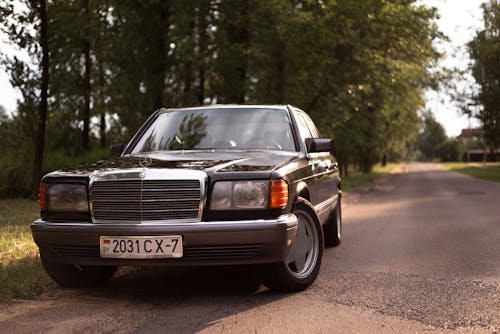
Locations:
160;104;292;113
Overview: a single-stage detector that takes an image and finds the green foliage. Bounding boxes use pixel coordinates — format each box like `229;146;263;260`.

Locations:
468;0;500;152
417;111;447;161
0;108;109;197
443;162;500;183
436;139;464;162
0;0;443;194
43;147;110;173
415;112;463;162
0;107;35;197
342;163;400;191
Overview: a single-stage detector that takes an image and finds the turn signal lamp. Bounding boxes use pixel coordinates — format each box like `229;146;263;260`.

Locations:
269;180;288;209
39;182;47;211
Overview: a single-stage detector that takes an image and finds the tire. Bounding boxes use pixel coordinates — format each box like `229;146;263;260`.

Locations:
40;252;117;288
264;198;324;291
324;193;342;247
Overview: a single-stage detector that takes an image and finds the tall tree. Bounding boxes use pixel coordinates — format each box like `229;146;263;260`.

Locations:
418;111;447;161
0;0;50;194
81;0;91;151
35;0;49;193
468;0;500;153
0;0;444;195
195;0;211;105
214;0;252;103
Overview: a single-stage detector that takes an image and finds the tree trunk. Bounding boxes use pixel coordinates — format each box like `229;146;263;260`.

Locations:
382;153;387;167
362;102;379;173
218;0;250;103
196;1;208;105
274;39;286;103
235;21;249;104
340;161;349;177
182;16;194;106
33;0;49;195
82;0;91;151
152;4;170;109
197;60;205;105
98;60;106;148
183;60;192;105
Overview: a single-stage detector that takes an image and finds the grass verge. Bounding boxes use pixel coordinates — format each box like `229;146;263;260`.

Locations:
442;162;500;183
342;163;400;192
0;199;55;302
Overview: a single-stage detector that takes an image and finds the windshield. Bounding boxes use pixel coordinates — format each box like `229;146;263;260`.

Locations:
130;108;297;153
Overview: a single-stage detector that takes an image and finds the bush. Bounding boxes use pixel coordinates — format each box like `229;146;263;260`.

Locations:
437;139;464;162
0;146;111;198
0;108;114;197
0;109;35;197
43;147;110;174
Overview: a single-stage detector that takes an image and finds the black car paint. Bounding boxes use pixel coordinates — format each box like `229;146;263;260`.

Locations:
34;105;340;267
42;106;339;217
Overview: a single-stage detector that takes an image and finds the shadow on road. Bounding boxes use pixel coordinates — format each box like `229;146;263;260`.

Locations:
48;265;294;333
105;265;268;297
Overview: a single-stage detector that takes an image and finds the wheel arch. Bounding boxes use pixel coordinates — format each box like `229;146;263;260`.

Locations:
294;181;310;204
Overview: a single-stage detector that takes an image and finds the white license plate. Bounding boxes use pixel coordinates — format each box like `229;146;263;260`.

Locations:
100;236;183;259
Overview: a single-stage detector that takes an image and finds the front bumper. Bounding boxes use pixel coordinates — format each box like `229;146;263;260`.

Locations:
31;214;298;266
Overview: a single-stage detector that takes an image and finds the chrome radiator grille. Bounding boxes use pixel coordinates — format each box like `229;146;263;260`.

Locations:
90;179;202;223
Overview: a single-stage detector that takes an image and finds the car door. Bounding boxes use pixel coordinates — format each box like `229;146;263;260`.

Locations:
296;111;339;214
294;111;321;206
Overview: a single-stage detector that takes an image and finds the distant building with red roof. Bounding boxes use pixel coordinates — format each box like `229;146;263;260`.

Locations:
457;127;499;162
457;128;483;140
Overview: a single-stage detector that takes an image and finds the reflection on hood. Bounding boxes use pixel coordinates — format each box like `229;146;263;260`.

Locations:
46;150;299;178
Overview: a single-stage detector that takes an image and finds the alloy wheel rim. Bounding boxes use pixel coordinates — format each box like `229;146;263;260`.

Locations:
286;210;319;279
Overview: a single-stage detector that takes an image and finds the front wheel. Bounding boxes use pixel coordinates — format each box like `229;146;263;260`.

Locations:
264;198;324;291
40;252;117;288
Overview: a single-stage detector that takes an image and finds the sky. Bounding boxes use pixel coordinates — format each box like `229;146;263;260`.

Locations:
0;0;487;137
421;0;486;136
0;31;21;114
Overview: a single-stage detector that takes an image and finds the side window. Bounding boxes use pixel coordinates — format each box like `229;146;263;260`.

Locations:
302;113;320;137
296;113;313;139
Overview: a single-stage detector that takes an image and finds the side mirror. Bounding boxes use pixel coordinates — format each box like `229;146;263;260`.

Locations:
111;142;128;157
305;138;335;154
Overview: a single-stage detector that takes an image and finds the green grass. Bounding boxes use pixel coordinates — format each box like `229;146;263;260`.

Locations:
0;199;55;302
342;163;400;191
442;162;500;183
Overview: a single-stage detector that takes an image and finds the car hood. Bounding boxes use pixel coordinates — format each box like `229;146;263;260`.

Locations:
46;150;300;178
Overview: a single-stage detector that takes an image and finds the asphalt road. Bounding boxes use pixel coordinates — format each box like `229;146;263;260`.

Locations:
1;162;499;333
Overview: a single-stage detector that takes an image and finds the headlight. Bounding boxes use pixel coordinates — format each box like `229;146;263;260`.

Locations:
210;181;268;209
209;180;288;210
46;183;89;212
210;181;233;209
233;181;268;208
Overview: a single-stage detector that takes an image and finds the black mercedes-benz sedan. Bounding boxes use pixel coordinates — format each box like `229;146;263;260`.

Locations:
32;105;342;291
